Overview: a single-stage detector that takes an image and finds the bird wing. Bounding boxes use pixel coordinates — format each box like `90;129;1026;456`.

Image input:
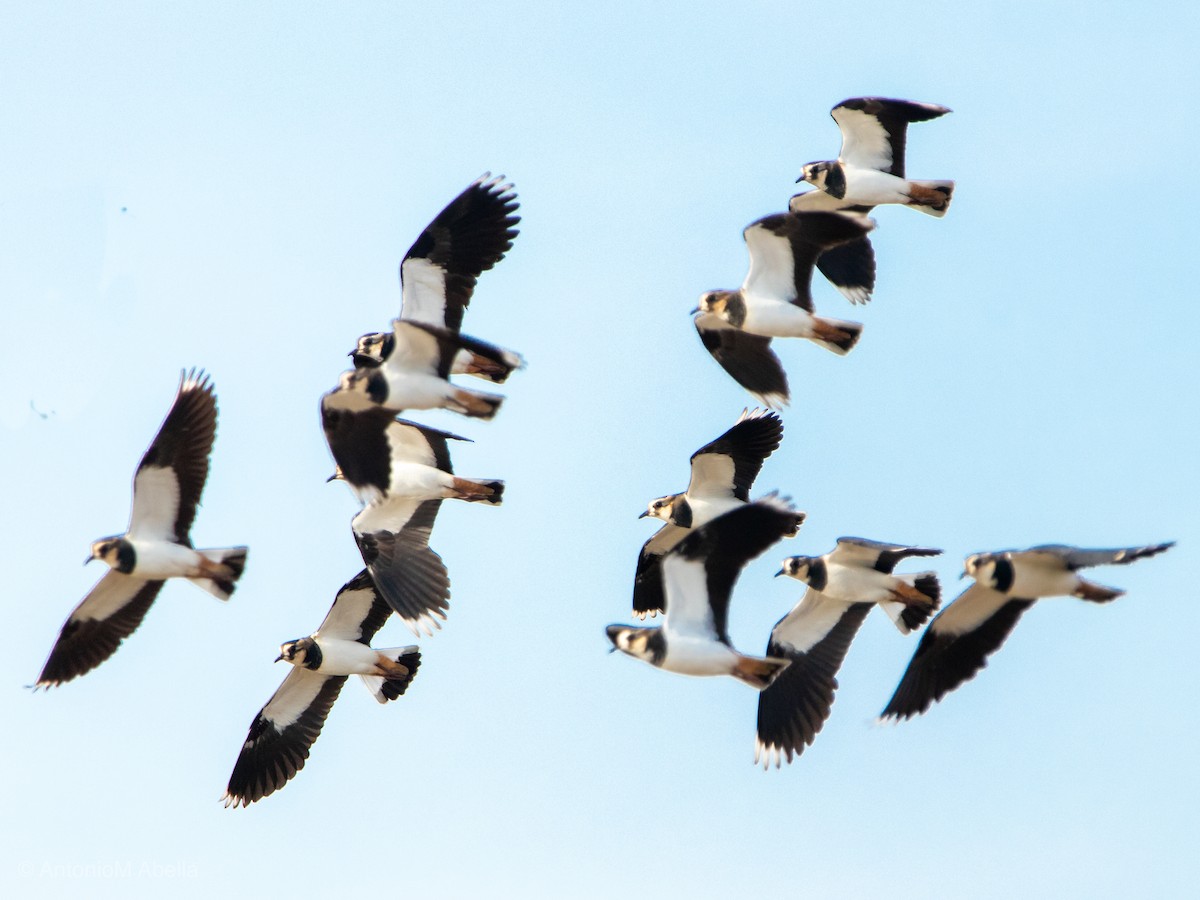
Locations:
399;174;520;332
352;499;449;636
127;369;218;542
813;236;876;305
743;213;874;312
663;496;801;645
879;583;1035;721
687;409;783;502
694;315;788;410
741;216;802;305
632;523;689;619
1017;542;1175;571
314;569;394;645
222;667;348;807
36;571;166;687
831;97;951;177
755;591;874;766
828;537;943;573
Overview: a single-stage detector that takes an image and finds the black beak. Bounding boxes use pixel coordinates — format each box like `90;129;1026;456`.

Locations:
274;654;284;663
638;510;650;519
325;472;339;483
688;305;700;315
774;568;785;577
959;569;969;580
795;173;804;183
83;555;94;566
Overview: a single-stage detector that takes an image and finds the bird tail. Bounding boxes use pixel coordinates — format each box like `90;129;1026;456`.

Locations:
1073;580;1124;603
189;547;249;600
451;478;505;505
730;654;791;691
907;180;955;216
451;388;504;420
359;646;422;703
879;572;942;634
464;349;526;384
809;315;864;355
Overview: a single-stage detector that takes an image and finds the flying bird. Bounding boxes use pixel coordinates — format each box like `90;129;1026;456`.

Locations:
351;173;524;383
223;569;420;807
792;96;954;217
35;369;247;688
322;403;503;634
791;97;953;304
326;321;509;420
880;541;1174;721
694;210;873;408
755;538;941;767
633;409;801;619
607;496;800;690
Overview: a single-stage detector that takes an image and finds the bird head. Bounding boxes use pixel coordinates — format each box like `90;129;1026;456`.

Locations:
87;537;134;573
350;332;388;368
797;161;830;187
776;555;813;581
276;637;316;666
641;494;678;522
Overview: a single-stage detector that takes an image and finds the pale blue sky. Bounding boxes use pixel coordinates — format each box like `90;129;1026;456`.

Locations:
3;3;1197;898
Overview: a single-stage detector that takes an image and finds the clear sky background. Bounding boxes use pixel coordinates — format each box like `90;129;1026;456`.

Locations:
2;2;1197;898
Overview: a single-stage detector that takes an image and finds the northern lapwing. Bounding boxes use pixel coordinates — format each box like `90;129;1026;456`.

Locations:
608;496;799;690
321;403;502;635
880;541;1174;721
633;409;800;619
223;569;420;807
351;174;524;383
35;369;247;688
694;211;873;408
755;538;941;767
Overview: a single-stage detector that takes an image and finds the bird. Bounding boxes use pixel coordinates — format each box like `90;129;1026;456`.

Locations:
351;173;524;383
633;409;801;619
35;369;247;688
755;538;942;767
792;96;954;218
694;210;874;408
223;569;421;807
607;495;800;690
326;321;508;420
880;541;1174;721
791;97;953;305
321;403;503;635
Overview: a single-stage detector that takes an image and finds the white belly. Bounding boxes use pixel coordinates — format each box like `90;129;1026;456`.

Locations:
823;564;895;605
741;301;815;338
842;167;912;206
1009;566;1079;598
660;636;739;677
385;462;454;499
686;495;743;527
311;638;381;676
381;368;454;411
127;539;204;578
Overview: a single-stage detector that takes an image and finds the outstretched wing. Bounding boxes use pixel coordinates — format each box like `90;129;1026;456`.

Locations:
687;409;783;502
756;591;873;766
695;315;788;409
880;583;1035;721
222;668;348;807
35;571;165;687
399;174;520;332
128;369;218;541
832;97;951;177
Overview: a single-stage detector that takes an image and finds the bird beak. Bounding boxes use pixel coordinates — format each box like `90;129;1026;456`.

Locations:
795;173;804;183
959;569;968;580
774;568;785;577
688;306;700;315
638;510;650;519
274;654;284;663
325;472;338;483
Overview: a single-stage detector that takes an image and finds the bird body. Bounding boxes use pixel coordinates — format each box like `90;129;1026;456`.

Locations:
881;541;1174;720
795;96;954;217
36;370;247;688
